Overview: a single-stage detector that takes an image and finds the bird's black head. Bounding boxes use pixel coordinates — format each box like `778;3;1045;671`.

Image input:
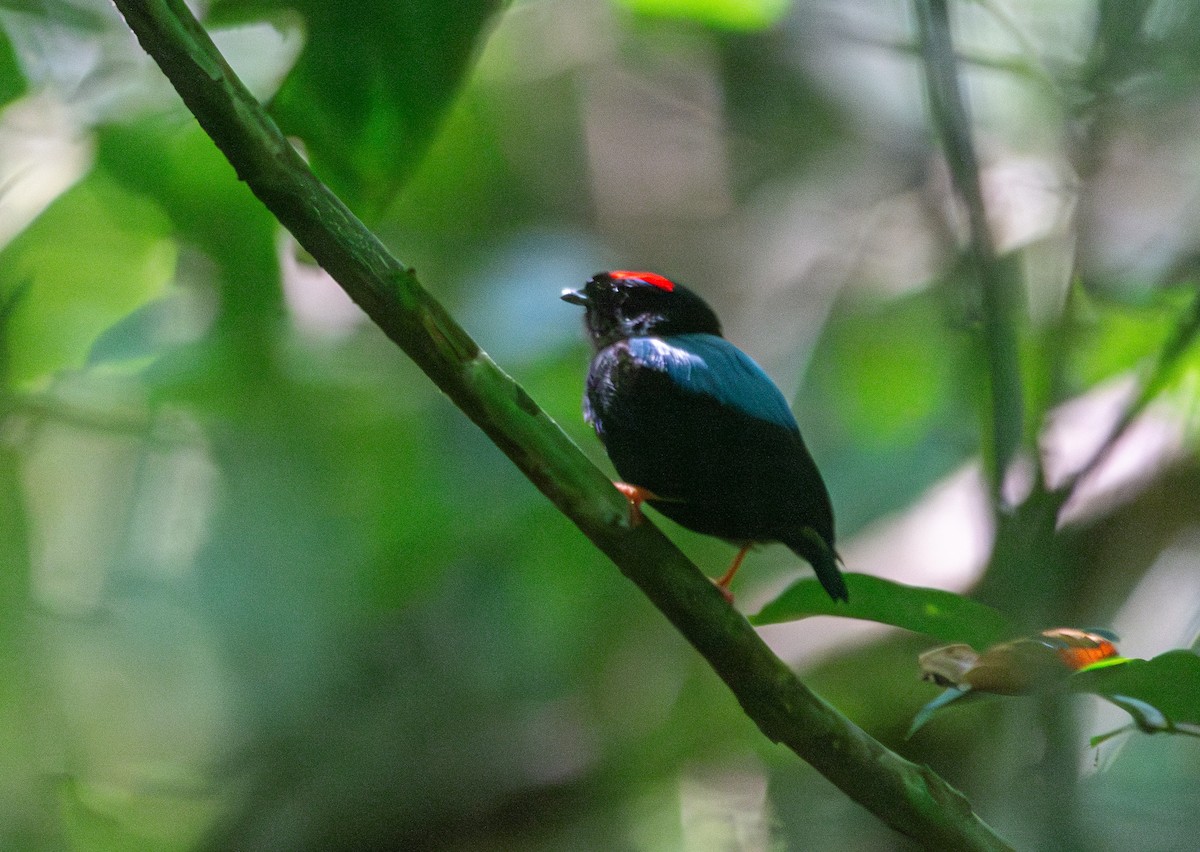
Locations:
561;271;722;350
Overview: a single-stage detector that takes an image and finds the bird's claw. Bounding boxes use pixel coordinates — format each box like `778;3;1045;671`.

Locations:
614;482;656;527
711;579;735;604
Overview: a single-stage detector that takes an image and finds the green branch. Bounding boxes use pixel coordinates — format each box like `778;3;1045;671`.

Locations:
110;1;1011;848
914;0;1025;503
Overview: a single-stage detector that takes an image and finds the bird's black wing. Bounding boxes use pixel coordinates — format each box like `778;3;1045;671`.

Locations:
585;334;834;548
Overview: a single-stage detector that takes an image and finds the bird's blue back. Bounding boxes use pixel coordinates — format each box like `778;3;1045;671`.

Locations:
623;334;800;433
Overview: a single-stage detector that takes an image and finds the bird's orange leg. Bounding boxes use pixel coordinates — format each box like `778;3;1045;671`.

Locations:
714;544;753;602
613;482;659;527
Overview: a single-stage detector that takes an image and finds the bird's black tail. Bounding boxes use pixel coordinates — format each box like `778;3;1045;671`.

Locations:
791;527;849;603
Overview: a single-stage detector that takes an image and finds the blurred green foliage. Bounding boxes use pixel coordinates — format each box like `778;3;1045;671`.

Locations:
210;0;500;221
0;26;23;107
0;172;174;384
614;0;790;32
2;1;1200;850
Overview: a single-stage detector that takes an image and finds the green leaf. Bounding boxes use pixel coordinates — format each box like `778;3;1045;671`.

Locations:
906;685;975;739
1071;650;1200;731
0;171;175;385
750;574;1017;648
210;0;500;220
96;121;283;350
0;24;26;108
1069;286;1193;391
614;0;790;31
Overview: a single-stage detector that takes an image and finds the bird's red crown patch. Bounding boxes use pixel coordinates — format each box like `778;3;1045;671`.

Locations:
609;270;675;292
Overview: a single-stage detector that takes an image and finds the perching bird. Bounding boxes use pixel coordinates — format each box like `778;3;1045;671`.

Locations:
562;270;848;602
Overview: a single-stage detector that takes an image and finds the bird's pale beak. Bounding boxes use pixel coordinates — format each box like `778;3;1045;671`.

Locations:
560;288;588;306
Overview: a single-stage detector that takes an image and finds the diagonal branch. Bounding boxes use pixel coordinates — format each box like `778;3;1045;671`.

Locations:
110;1;1011;848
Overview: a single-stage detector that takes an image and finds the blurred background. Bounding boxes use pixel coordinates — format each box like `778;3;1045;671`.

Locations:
1;0;1200;848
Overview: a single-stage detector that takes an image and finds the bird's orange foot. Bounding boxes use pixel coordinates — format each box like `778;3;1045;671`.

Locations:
711;580;735;604
712;543;753;603
614;482;658;527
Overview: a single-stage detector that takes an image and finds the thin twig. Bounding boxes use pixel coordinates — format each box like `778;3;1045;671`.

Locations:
108;1;1012;848
1064;286;1200;494
1060;0;1189;498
